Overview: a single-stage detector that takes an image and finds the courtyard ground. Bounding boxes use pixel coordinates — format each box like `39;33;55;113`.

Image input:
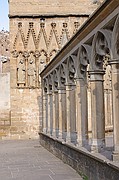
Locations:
0;139;83;180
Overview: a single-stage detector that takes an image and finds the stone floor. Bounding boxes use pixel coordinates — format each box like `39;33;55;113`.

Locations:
0;139;83;180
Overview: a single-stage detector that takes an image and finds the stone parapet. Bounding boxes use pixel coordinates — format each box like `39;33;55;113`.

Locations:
40;133;119;180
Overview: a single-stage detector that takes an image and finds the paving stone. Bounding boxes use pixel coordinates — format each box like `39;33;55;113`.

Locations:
0;140;83;180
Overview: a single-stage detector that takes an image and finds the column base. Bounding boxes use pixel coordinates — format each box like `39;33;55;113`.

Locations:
52;129;56;138
112;151;119;161
58;131;67;142
52;128;60;138
56;129;59;138
66;132;77;145
91;138;105;153
58;131;64;141
47;128;52;136
43;128;47;134
62;131;67;141
76;138;88;147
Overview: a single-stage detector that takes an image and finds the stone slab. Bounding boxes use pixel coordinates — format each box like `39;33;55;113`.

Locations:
40;133;119;180
0;139;82;180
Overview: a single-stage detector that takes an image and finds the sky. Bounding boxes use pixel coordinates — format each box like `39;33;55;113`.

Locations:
0;0;9;31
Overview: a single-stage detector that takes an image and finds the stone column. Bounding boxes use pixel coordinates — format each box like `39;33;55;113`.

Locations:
52;90;59;138
55;91;59;138
75;78;88;147
58;87;66;140
42;89;47;133
104;89;112;130
25;58;28;87
89;71;105;153
66;84;76;144
47;91;53;136
110;60;119;161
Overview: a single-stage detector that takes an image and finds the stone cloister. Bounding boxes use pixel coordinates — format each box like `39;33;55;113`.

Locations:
8;0;101;140
40;0;119;163
0;0;118;179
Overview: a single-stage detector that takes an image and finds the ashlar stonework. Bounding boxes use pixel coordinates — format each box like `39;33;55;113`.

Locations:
0;0;104;139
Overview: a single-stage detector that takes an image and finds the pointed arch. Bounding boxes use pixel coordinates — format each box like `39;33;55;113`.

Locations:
112;14;119;59
90;30;111;71
37;23;48;50
48;23;61;49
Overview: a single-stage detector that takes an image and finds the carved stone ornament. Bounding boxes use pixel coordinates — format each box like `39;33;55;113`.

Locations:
27;57;36;87
68;59;75;82
60;64;65;86
95;33;109;70
29;22;34;28
12;50;19;58
63;23;67;28
51;23;56;29
40;22;45;28
43;78;47;93
48;75;52;91
80;48;88;75
103;53;110;70
17;58;26;84
34;50;41;58
18;22;22;28
23;51;30;58
53;70;58;90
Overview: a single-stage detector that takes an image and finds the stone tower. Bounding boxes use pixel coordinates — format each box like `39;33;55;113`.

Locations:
8;0;102;139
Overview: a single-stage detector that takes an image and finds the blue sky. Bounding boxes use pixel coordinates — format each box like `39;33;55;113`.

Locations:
0;0;9;31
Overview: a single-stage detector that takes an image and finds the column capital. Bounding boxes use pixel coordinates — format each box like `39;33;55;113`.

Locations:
58;86;66;93
65;83;76;91
52;90;58;94
47;91;52;95
57;86;65;90
74;77;84;81
109;59;119;65
65;82;76;86
74;78;87;88
89;70;105;81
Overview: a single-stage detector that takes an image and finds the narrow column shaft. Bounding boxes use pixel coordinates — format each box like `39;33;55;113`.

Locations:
90;71;105;153
42;90;47;133
47;92;53;135
66;84;76;144
52;91;59;138
25;58;28;87
75;78;88;146
58;88;66;140
104;89;112;129
111;62;119;161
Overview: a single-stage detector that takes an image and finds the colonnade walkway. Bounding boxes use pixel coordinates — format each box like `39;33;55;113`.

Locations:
0;140;82;180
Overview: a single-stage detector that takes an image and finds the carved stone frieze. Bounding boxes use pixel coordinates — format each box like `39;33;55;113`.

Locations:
68;57;75;83
13;20;82;64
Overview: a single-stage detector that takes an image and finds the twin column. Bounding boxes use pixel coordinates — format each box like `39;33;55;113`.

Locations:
89;71;105;153
42;70;107;153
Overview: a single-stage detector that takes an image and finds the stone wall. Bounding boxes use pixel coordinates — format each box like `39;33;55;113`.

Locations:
0;31;10;139
9;16;86;139
9;0;103;139
0;30;10;59
0;73;10;138
10;88;42;139
40;133;119;180
9;0;101;16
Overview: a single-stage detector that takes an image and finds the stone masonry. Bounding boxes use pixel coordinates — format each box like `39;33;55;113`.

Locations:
0;30;10;138
8;0;103;139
